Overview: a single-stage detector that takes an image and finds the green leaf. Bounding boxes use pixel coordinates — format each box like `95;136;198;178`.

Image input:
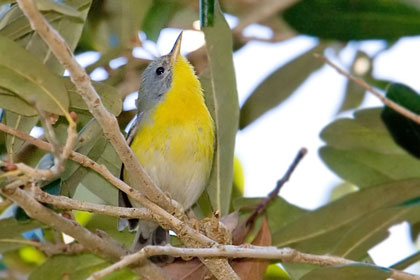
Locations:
301;264;391;280
337;51;369;113
240;43;328;129
61;120;106;197
381;83;420;159
263;264;290;280
0;218;42;253
29;253;136;280
82;0;152;52
0;0;92;75
0;34;68;115
320;108;420;188
0;88;37;116
78;141;120;205
35;0;82;18
64;78;122;116
200;0;214;27
272;179;420;253
201;0;239;216
332;205;420;259
3;111;38;161
84;214;132;247
142;0;181;42
283;0;420;41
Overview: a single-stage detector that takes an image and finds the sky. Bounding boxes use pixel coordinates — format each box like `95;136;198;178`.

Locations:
69;20;420;274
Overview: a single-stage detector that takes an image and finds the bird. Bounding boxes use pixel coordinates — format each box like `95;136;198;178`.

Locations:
118;32;215;255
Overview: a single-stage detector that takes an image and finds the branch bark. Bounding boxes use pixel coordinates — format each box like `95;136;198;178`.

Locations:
0;182;167;280
88;245;420;280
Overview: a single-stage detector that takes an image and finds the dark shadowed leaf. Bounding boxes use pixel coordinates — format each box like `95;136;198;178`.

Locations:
3;111;38;161
81;0;152;52
320;108;420;188
240;43;328;129
201;0;239;216
283;0;420;41
29;253;136;280
0;218;42;253
142;0;181;42
381;83;420;159
300;264;391;280
272;179;420;254
0;35;68;115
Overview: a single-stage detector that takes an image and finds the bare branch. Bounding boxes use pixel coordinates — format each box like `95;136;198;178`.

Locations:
88;245;420;280
33;188;155;221
0;182;167;280
314;54;420;125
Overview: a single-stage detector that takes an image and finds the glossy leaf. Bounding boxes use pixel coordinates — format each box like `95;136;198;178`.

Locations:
381;83;420;158
240;43;328;129
201;0;239;216
0;35;68;115
301;264;391;280
29;253;136;280
320;108;420;188
272;179;420;253
263;264;290;280
283;0;420;41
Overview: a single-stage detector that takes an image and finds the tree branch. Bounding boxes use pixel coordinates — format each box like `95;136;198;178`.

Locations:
314;54;420;125
33;188;156;221
88;245;420;280
0;182;167;280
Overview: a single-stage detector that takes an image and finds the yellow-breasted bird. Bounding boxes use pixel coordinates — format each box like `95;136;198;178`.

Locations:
119;32;215;252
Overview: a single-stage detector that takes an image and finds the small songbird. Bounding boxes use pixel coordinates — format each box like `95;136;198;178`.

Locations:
119;32;215;252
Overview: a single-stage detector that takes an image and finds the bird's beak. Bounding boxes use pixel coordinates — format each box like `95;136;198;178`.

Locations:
170;32;183;66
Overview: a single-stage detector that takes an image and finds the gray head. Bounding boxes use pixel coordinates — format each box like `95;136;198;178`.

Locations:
136;32;182;115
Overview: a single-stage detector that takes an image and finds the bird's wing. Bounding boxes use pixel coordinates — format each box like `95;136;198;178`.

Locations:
118;113;143;232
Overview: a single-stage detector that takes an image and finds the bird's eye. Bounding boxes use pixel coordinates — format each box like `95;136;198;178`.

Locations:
156;67;165;75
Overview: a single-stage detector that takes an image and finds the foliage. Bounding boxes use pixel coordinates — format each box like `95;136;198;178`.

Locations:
1;0;420;279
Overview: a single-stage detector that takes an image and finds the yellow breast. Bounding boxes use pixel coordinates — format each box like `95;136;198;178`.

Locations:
129;56;214;208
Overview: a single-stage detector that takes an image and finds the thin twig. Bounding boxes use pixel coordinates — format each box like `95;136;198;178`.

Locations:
314;54;420;125
88;245;420;280
246;147;307;226
34;188;155;221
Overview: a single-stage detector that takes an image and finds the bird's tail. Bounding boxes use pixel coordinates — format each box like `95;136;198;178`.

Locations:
133;224;173;263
